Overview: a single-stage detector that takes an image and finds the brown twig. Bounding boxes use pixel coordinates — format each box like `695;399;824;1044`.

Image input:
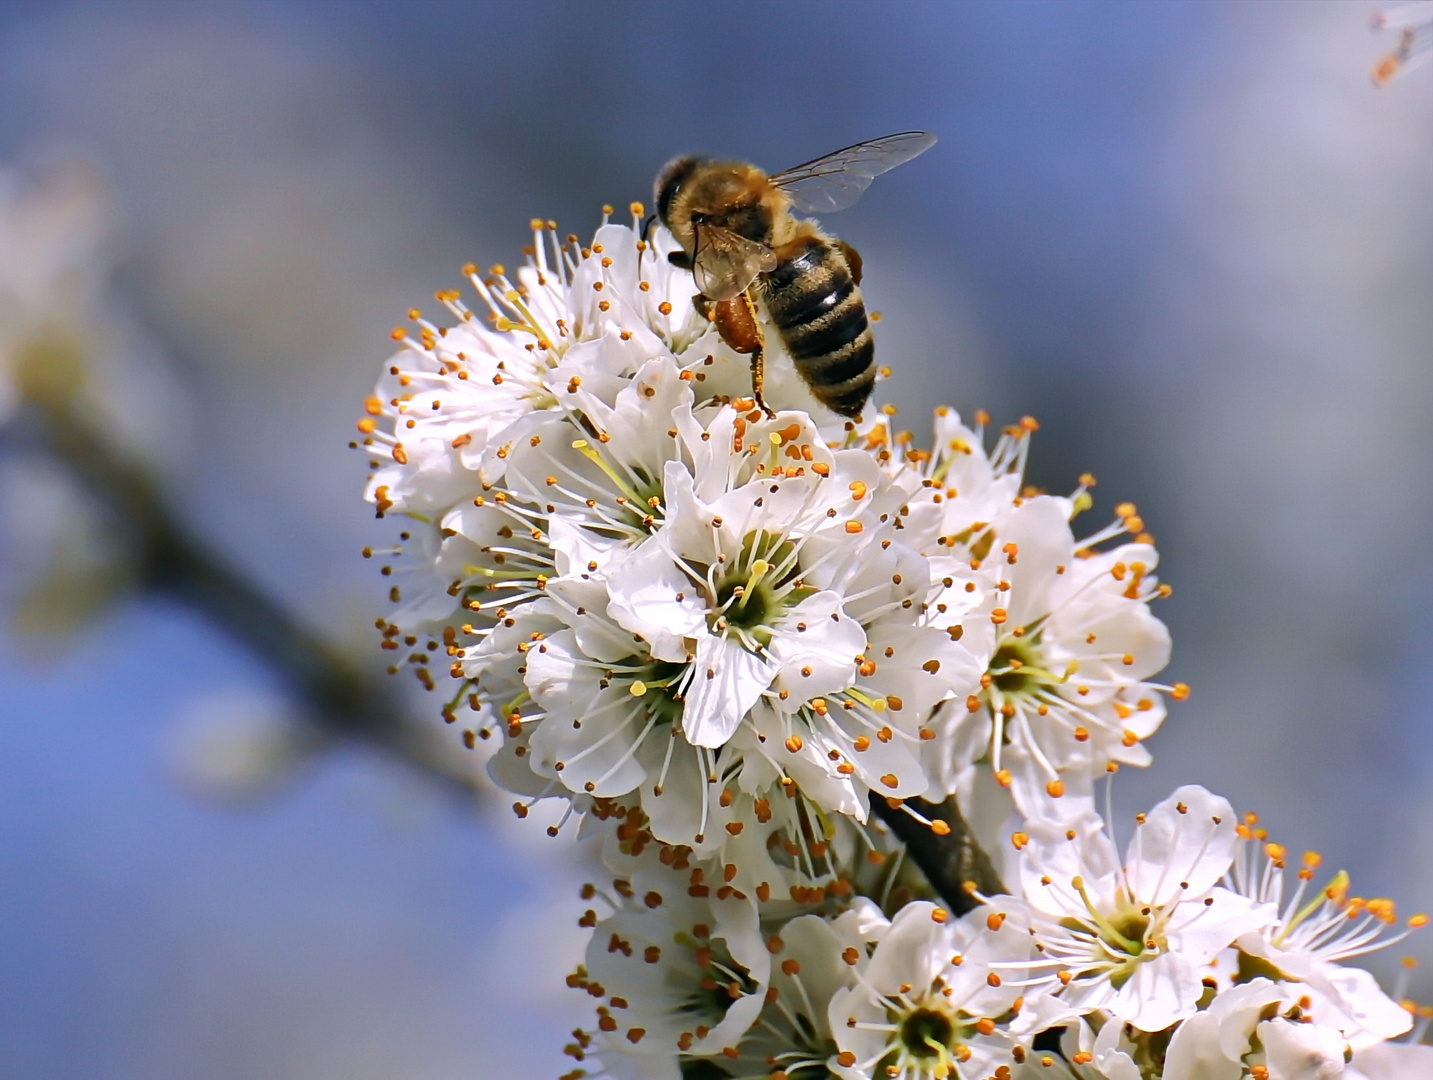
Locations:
870;793;1006;914
17;391;480;800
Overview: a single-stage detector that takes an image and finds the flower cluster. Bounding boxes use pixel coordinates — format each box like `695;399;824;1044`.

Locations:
357;209;1429;1078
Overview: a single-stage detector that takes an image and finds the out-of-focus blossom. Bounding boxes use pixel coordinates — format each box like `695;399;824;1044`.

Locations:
0;159;106;421
0;158;191;466
1371;3;1433;86
1350;1039;1433;1079
0;158;196;638
163;688;317;802
0;453;129;636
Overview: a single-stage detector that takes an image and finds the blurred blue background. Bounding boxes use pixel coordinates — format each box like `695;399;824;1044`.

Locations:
0;1;1429;1077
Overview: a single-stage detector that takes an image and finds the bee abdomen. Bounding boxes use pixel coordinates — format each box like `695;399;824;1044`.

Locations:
765;238;875;418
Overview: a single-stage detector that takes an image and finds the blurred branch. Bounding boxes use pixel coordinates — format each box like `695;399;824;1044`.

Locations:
8;386;481;800
870;793;1005;914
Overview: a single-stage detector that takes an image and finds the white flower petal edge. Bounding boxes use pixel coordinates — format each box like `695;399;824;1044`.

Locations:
1349;1041;1433;1080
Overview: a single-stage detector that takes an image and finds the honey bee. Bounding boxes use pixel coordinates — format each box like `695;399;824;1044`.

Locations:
654;131;936;418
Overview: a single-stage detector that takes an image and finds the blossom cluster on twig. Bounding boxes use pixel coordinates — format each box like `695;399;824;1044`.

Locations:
357;210;1430;1079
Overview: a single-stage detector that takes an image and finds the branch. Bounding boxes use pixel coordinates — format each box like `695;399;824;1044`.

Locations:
14;394;480;800
870;793;1006;915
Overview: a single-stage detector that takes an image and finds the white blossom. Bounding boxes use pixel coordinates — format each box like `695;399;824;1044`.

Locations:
1219;815;1425;1049
574;861;769;1074
957;499;1173;820
827;899;1052;1079
702;899;890;1080
0;453;130;634
358;213;702;640
1003;784;1273;1032
0;158;192;466
878;409;1182;821
163;688;314;801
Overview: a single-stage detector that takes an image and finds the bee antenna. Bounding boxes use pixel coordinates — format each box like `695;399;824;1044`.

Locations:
641;213;658;243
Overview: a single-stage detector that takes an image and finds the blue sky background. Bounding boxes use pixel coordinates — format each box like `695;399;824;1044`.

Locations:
0;2;1430;1077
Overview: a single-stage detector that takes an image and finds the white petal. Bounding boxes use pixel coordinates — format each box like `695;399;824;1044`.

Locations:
863;902;952;994
1006;739;1097;824
605;539;705;663
1097;1051;1144;1080
1162;1009;1244;1080
1163;978;1283;1080
1122;785;1238;907
681;635;778;747
832;897;891;943
1257;1018;1349;1080
594;1048;679;1080
1211;978;1287;1060
548;330;645;404
1309;962;1414;1045
997;496;1076;628
834;714;931;800
1166;889;1276;967
1349;1042;1433;1080
544;572;639;663
528;685;650;797
941;906;1034;1015
1110;950;1202;1032
828;984;887;1071
769;915;854;1040
656;459;719;562
547;516;625;581
637;735;719;847
862;620;984;717
1021;811;1122;917
522;629;597;712
580;356;694;475
768;590;864;702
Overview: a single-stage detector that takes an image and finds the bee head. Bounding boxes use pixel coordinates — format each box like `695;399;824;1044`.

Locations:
654;155;705;235
655;157;777;263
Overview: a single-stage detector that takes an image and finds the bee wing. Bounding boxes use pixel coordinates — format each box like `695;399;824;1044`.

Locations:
769;131;937;214
692;224;778;301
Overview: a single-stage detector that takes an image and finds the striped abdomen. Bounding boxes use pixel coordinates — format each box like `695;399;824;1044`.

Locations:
763;234;874;418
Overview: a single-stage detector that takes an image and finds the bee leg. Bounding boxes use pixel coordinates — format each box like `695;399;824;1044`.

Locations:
751;346;773;418
741;289;774;418
712;289;775;418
